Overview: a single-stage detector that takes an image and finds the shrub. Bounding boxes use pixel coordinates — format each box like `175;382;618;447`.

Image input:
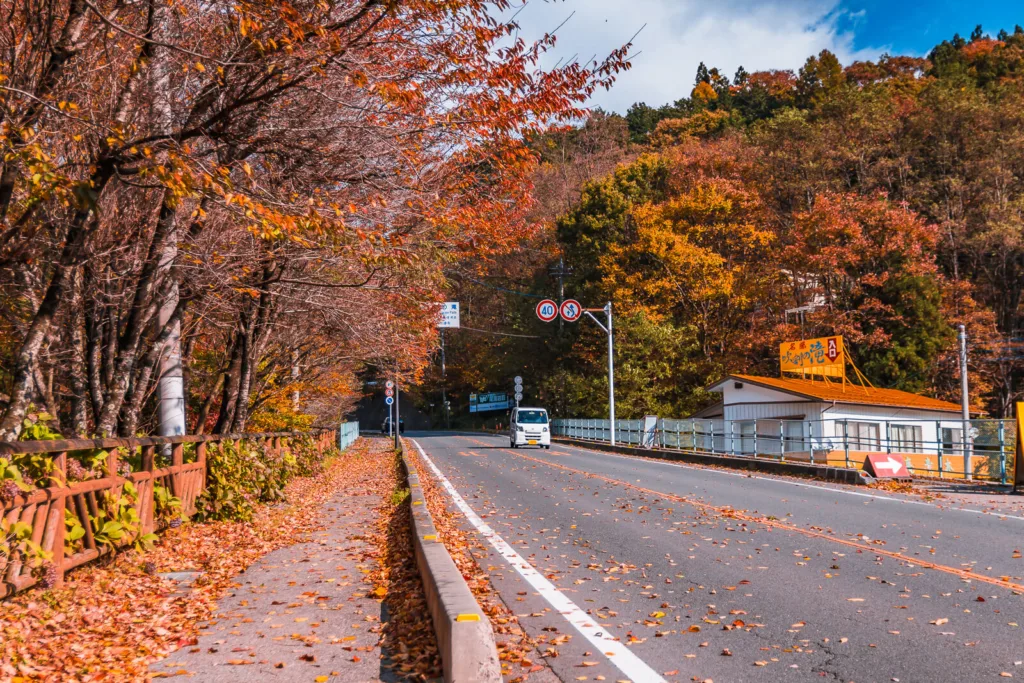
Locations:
195;435;333;522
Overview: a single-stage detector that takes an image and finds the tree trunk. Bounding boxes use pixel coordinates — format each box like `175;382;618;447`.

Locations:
68;267;90;435
95;193;181;436
230;265;277;432
149;0;186;439
213;328;245;434
193;373;225;435
121;295;188;436
0;168;111;438
85;293;106;424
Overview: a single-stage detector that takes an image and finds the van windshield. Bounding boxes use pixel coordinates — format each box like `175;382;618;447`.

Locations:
517;410;548;424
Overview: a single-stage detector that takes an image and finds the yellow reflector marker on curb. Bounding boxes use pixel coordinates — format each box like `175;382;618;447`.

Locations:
423;534;437;540
412;500;423;505
456;614;481;622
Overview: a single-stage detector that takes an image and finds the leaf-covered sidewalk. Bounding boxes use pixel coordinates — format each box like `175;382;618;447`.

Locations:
1;437;440;682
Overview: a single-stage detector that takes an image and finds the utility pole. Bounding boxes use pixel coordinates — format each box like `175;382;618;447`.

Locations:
959;324;972;480
549;257;573;332
583;302;616;446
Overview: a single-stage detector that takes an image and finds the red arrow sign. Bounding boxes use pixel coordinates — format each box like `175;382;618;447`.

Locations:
826;337;840;361
864;453;910;478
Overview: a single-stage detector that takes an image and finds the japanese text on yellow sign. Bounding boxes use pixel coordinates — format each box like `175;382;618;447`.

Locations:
780;336;845;379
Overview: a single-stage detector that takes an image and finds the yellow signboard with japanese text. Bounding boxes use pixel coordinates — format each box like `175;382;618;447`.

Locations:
780;336;845;379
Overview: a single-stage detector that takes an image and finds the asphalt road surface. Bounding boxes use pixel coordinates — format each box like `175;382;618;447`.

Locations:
410;431;1024;683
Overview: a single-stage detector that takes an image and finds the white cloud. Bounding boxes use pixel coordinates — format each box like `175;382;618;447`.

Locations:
504;0;888;113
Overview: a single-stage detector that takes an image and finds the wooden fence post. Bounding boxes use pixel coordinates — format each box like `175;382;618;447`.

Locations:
197;442;207;494
51;451;67;589
141;446;156;535
171;442;183;497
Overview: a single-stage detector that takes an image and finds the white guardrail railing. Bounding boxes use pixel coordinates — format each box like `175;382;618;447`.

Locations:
339;420;360;451
552;417;1017;483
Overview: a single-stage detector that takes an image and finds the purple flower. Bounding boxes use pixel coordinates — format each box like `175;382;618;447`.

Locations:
67;459;89;481
0;479;21;504
40;562;58;589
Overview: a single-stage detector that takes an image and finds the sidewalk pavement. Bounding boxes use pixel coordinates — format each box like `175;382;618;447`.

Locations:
150;477;394;683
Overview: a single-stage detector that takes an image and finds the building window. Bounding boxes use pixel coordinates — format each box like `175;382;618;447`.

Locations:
845;421;880;449
782;421;806;452
738;421;756;455
941;427;963;455
890;424;923;452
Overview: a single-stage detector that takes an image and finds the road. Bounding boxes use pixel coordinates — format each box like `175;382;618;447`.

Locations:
410;431;1024;683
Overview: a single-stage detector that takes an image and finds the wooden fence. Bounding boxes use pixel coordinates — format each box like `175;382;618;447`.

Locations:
0;429;337;598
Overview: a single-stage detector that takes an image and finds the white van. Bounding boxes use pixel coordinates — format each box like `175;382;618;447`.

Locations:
509;407;551;449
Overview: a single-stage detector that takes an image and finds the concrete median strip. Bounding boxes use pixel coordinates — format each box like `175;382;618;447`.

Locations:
553;436;874;485
412;439;669;683
400;444;502;683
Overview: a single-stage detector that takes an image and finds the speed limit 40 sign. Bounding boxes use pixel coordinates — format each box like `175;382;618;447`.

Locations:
536;299;558;322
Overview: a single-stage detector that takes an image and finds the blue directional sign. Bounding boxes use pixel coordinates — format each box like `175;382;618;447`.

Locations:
385;396;394;405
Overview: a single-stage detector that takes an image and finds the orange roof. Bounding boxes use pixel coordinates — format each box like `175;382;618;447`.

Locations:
723;374;970;414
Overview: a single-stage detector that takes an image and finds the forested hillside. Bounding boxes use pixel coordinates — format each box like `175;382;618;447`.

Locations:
439;25;1024;421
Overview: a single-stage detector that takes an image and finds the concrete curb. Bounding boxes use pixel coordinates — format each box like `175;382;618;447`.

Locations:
399;448;502;683
553;437;874;485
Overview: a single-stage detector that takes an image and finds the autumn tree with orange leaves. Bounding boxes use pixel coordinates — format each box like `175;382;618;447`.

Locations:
0;0;630;436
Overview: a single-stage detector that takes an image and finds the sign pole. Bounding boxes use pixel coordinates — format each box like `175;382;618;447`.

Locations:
582;303;616;446
606;302;616;446
1014;402;1024;493
441;329;448;429
394;378;401;450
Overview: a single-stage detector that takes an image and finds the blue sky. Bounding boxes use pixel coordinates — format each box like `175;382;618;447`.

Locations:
507;0;1023;113
836;0;1021;54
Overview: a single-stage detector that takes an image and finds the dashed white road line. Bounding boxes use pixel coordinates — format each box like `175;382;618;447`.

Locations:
411;439;667;683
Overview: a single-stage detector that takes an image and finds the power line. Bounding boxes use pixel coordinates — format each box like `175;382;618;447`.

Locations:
457;274;547;299
459;325;540;339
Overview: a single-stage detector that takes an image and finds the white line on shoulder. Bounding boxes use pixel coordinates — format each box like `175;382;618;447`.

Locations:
411;439;668;683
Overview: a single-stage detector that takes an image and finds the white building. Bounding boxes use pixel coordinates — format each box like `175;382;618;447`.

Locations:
686;374;999;479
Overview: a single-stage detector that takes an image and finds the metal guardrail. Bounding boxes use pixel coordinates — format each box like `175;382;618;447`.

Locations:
553;417;1017;483
338;421;360;451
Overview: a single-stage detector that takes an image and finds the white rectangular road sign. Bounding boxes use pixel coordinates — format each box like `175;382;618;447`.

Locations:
438;302;460;328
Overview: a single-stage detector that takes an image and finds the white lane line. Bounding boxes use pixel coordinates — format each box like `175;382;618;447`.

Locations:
528;438;1024;524
411;439;667;683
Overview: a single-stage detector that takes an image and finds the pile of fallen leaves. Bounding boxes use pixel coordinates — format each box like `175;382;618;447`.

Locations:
365;444;444;680
406;445;547;682
0;441;371;682
868;478;936;496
